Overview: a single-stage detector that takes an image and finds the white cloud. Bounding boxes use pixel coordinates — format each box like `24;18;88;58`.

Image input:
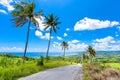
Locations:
52;41;88;52
0;47;23;52
34;16;46;31
64;33;68;37
93;36;115;43
35;30;53;40
35;30;43;36
74;17;119;31
92;36;120;51
0;47;44;52
115;32;119;37
0;9;7;14
57;36;63;40
0;0;14;12
69;43;88;51
41;33;50;40
68;40;80;44
66;28;70;31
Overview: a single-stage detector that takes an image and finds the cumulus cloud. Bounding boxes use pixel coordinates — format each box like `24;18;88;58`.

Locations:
92;36;120;51
52;39;88;52
0;47;23;52
68;42;88;51
34;16;46;31
68;40;80;44
35;30;43;36
66;28;70;31
57;36;63;40
0;0;14;12
64;33;68;37
74;17;119;31
35;30;53;40
93;36;115;43
0;9;7;14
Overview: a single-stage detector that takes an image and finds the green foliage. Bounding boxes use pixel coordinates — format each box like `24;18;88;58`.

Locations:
87;46;96;57
37;56;44;66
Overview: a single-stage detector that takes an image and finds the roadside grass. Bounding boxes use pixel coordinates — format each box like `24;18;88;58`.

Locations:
105;63;120;70
83;63;120;80
0;55;72;80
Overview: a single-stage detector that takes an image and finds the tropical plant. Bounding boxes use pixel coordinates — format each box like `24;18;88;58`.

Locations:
44;14;61;60
11;1;43;62
87;46;96;62
61;41;69;59
82;54;89;63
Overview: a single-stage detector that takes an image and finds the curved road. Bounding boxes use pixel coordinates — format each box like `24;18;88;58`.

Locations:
19;64;83;80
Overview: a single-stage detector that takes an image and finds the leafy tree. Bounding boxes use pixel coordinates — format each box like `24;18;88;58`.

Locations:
11;1;43;62
61;41;69;59
44;14;61;60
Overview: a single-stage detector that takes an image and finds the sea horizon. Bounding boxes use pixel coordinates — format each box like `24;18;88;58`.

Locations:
0;51;120;58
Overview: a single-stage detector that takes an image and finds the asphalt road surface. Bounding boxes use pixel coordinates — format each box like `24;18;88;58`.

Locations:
19;64;83;80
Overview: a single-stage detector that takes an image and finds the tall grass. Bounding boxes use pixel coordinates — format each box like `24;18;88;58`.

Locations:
0;55;71;80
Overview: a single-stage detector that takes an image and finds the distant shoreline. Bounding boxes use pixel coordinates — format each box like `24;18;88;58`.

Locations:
0;51;120;58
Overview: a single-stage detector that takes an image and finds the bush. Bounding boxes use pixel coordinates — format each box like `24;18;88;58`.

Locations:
37;56;44;66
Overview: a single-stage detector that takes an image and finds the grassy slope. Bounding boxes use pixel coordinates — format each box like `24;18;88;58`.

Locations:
0;55;72;80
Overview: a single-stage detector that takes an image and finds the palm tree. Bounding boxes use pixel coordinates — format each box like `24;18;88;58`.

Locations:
61;41;69;59
11;1;43;62
44;14;61;60
87;46;96;62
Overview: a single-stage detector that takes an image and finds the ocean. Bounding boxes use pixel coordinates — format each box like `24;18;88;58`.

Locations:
0;52;80;58
0;51;120;58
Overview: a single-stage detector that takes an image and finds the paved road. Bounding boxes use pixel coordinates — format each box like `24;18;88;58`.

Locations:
19;64;83;80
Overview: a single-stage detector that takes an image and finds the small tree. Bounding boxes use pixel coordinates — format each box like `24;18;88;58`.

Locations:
82;54;89;63
87;46;96;62
61;41;69;60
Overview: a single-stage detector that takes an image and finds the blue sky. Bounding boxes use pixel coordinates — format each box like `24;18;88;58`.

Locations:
0;0;120;52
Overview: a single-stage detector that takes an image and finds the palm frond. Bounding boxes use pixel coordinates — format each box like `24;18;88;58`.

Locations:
44;26;50;30
34;9;44;18
11;17;27;27
53;26;57;33
31;17;39;29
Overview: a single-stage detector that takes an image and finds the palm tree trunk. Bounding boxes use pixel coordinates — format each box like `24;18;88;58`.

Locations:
46;28;52;60
63;48;65;60
23;19;31;63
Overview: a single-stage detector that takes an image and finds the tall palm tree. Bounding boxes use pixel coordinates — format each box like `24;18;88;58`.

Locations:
61;41;69;59
11;1;43;62
44;14;61;60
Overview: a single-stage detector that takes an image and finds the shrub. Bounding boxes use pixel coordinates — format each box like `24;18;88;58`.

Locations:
37;56;44;66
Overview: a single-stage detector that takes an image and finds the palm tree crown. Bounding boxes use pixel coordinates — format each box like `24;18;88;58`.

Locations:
44;14;61;32
11;1;43;27
61;41;69;50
